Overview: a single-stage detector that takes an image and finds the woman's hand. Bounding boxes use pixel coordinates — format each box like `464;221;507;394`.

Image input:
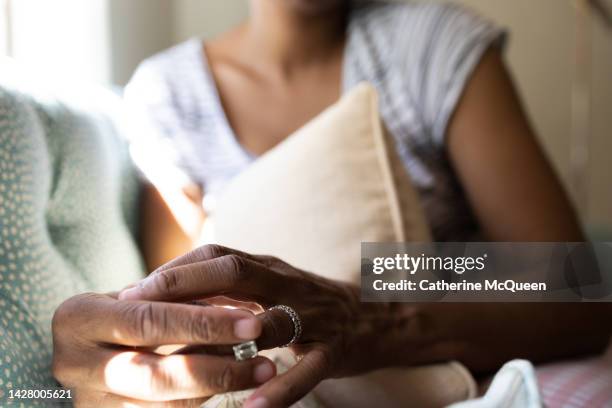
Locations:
52;292;277;407
119;245;425;408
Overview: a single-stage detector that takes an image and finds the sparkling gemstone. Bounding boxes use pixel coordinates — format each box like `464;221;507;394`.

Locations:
233;341;258;361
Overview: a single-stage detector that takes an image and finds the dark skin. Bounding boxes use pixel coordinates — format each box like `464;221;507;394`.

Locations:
52;0;612;407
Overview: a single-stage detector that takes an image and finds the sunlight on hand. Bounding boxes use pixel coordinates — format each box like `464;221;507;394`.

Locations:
104;351;197;401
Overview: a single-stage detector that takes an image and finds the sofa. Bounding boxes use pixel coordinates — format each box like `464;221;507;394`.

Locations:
0;61;145;404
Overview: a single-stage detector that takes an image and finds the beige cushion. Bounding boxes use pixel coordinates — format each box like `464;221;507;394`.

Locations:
203;83;476;407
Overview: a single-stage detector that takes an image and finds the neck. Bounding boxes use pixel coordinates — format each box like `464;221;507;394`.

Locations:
242;0;349;75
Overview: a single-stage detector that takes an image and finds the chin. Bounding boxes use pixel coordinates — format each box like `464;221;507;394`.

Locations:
286;0;350;15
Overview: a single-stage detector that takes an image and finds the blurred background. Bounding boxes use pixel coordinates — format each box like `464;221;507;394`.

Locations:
1;0;610;235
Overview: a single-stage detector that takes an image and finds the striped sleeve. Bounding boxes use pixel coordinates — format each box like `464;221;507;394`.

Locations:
123;61;195;190
395;2;507;146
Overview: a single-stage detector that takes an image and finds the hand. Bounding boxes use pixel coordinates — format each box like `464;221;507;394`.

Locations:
52;292;277;407
119;245;416;408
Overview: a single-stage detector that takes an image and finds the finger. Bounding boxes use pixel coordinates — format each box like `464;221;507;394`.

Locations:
171;343;234;356
121;282;139;291
119;256;290;305
154;244;258;273
176;307;295;356
63;294;262;346
96;351;277;401
244;347;331;408
204;296;264;314
256;308;295;350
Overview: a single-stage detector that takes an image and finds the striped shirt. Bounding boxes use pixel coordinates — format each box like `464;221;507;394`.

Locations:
124;1;506;241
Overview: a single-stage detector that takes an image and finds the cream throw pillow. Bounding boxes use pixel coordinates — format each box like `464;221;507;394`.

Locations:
202;83;476;407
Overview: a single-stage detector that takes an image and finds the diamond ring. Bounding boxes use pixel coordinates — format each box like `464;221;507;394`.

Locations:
233;340;258;361
269;305;302;347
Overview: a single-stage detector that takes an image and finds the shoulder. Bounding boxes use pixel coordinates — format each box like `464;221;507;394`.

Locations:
126;39;202;94
349;1;504;61
350;1;494;34
347;1;506;144
138;38;202;77
124;39;208;118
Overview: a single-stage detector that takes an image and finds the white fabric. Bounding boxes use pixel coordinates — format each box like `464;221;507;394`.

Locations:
448;360;543;408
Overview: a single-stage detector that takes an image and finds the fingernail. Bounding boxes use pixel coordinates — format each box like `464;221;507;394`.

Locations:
119;279;149;300
253;362;275;384
118;287;138;300
246;397;270;408
234;318;260;339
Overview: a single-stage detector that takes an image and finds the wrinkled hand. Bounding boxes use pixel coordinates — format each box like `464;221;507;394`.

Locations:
52;291;277;407
119;245;404;408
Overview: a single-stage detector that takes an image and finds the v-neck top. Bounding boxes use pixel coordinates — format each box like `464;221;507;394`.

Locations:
124;0;506;241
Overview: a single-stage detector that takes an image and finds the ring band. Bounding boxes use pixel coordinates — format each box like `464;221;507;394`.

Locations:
233;340;258;361
269;305;302;347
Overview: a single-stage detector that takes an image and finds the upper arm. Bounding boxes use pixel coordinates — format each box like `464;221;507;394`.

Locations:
446;49;583;241
396;3;583;241
124;62;205;269
139;182;200;271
